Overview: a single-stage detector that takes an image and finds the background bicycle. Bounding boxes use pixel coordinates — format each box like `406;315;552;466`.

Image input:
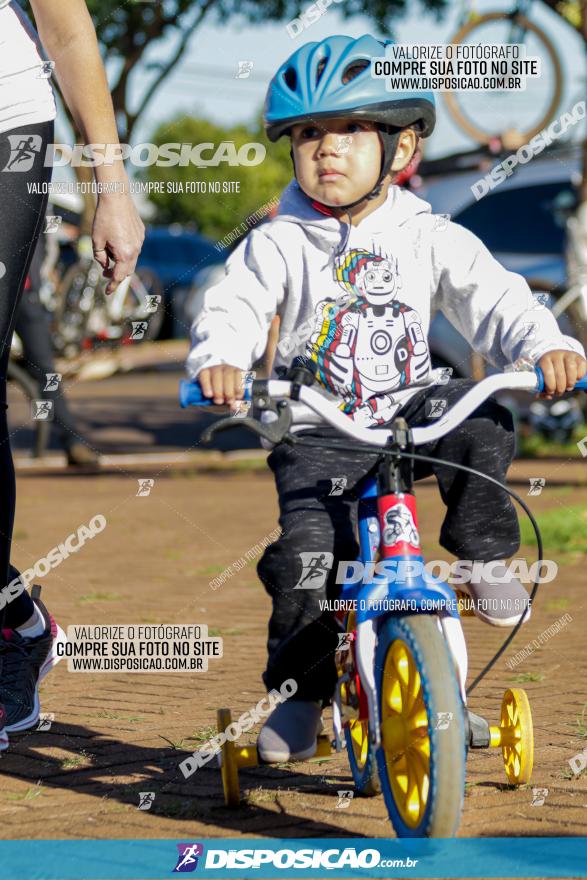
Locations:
51;235;164;359
445;0;563;145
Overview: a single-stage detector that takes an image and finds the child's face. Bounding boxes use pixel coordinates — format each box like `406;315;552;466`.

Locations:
290;117;383;207
290;118;417;210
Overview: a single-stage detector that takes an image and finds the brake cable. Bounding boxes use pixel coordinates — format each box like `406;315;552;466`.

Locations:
288;433;544;695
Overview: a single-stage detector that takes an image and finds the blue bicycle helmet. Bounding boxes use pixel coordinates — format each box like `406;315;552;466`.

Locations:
264;35;435;210
265;34;435;141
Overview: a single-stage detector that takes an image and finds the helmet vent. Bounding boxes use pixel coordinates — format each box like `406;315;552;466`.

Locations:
342;60;370;84
283;67;298;92
315;57;327;86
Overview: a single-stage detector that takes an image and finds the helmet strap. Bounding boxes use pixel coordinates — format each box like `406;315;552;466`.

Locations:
289;126;403;213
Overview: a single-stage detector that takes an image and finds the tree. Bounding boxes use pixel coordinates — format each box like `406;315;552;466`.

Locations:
26;0;449;144
23;0;448;229
25;0;583;154
24;0;586;209
142;114;292;239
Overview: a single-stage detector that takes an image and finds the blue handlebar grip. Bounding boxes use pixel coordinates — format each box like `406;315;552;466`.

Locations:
534;367;545;393
535;366;587;393
179;379;253;408
179;380;211;407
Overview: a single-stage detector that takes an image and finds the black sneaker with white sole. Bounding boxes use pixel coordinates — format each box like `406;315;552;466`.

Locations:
0;586;66;733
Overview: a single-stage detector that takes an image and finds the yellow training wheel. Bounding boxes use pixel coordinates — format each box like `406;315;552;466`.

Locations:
488;688;534;785
380;638;430;829
216;709;332;806
217;708;258;807
454;589;475;617
315;735;333;757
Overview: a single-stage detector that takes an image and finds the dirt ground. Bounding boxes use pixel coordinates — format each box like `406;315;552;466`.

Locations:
1;456;586;848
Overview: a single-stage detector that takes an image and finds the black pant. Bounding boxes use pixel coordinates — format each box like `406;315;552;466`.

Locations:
0;120;54;627
257;379;519;702
15;239;79;449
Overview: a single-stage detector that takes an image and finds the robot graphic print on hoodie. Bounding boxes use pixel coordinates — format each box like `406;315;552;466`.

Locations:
308;248;431;426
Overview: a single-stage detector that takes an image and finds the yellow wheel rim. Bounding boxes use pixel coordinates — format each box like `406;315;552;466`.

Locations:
500;688;534;785
349;717;370;769
337;611;370;770
381;639;430;828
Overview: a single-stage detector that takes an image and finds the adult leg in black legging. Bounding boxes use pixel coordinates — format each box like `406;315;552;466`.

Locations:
0;119;54;629
15;233;82;451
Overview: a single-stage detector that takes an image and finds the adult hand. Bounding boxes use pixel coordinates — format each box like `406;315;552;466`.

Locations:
92;193;145;295
537;350;587;399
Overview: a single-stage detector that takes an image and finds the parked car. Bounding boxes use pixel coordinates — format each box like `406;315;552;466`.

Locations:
182;222;271;343
137;226;223;337
420;143;582;376
420;142;585;438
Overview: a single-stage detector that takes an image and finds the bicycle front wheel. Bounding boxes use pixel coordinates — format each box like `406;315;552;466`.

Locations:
375;614;466;838
444;12;563;144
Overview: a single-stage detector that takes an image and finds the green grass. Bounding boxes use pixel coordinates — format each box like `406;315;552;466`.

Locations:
193;565;226;577
207;627;244;637
155;798;198;818
559;766;587;780
3;786;43;801
186;725;216;744
158;727;216;750
519;505;587;555
509;672;544;683
79;592;123;603
61;755;86;769
576;703;587;738
544;598;570;612
169;459;269;479
245;787;279;805
158;735;192;750
96;710;144;723
518;423;587;459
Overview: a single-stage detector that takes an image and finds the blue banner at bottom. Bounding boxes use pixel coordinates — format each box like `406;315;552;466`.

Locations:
0;838;586;879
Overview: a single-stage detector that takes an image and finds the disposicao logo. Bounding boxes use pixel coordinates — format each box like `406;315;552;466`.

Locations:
173;843;204;872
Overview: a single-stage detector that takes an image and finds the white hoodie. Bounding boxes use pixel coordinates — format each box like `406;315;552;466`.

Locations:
187;180;585;428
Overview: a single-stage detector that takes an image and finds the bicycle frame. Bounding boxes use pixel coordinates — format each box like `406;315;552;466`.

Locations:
331;444;465;754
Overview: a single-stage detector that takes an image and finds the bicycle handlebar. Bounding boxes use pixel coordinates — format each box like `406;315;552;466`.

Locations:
179;366;587;447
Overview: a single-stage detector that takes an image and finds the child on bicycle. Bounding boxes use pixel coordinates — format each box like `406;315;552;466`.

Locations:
187;34;587;762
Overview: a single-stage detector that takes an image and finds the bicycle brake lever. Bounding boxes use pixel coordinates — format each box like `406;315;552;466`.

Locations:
201;403;292;445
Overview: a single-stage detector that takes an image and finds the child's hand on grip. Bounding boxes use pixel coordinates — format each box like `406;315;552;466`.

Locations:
537;350;587;399
198;365;247;406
